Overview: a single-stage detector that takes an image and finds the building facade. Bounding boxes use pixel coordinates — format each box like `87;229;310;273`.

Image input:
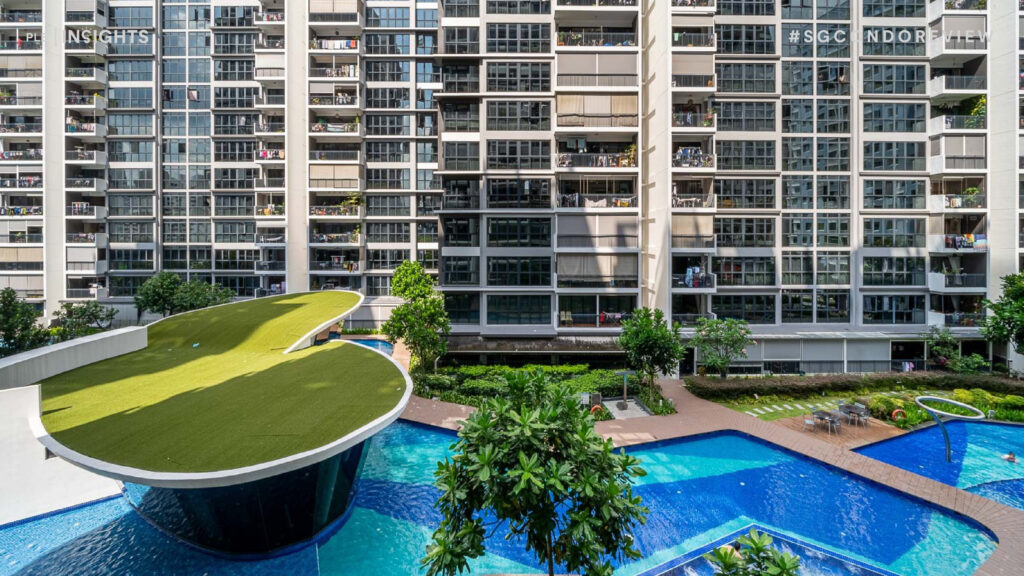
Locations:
2;0;1021;372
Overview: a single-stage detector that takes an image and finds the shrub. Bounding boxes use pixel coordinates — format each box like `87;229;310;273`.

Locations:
415;374;458;395
998;395;1024;410
460;378;508;397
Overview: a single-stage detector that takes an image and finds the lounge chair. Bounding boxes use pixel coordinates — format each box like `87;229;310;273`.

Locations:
803;415;816;432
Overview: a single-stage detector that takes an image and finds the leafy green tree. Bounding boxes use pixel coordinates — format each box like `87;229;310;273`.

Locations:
134;271;183;317
984;273;1024;357
51;301;118;341
171;279;234;314
382;261;450;371
687;317;754;378
618;308;685;392
703;530;800;576
423;371;648;576
391;260;436;302
926;326;960;368
382;295;450;372
0;287;47;357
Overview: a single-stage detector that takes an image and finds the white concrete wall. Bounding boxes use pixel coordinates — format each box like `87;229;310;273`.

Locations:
0;386;119;525
0;326;147;391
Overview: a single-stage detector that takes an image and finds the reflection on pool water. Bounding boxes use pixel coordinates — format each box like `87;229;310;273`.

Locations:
347;338;395;356
857;420;1024;511
0;423;995;576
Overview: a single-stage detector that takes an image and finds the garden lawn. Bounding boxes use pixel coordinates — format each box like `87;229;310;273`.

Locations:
720;390;955;422
40;292;407;474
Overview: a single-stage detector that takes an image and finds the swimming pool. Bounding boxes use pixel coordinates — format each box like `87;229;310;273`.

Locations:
857;421;1024;511
0;423;995;576
349;339;394;356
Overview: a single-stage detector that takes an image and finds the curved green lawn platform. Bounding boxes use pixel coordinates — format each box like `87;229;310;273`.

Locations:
39;292;407;475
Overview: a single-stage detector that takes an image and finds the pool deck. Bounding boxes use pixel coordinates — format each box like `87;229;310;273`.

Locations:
399;377;1024;576
769;413;906;450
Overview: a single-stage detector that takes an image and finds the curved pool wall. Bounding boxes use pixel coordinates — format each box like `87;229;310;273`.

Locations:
0;422;997;576
856;420;1024;512
121;442;365;555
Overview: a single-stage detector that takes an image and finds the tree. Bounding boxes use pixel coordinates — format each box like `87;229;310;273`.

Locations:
618;308;685;392
0;287;47;357
423;371;648;576
703;530;800;576
984;273;1024;357
382;261;450;371
51;301;117;341
171;279;234;314
134;271;183;317
687;317;754;378
391;260;436;302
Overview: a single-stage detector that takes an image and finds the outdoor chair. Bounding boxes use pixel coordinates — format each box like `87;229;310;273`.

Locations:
803;415;816;432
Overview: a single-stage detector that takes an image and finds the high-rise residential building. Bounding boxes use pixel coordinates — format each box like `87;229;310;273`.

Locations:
2;0;1021;373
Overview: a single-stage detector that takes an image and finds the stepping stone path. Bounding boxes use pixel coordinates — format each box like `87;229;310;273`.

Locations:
752;408;765;414
782;404;794;410
745;411;757;417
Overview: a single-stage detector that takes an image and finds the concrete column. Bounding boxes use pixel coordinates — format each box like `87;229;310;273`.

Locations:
285;3;309;292
42;0;67;318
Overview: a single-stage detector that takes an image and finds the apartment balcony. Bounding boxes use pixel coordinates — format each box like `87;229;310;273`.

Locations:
929;114;986;134
0;232;42;244
928;0;987;20
309;94;359;109
672;313;716;326
254;10;285;27
671;150;715;173
108;233;155;247
308;11;360;26
254;205;285;218
672;111;716;133
0;205;41;217
309;121;362;137
555;234;639;251
557;312;629;330
308;67;359;81
65;150;105;166
928;310;985;329
66;232;107;248
556;274;639;289
671;74;716;93
0;39;41;53
861;271;926;288
65;67;107;87
928;233;988;252
311;260;362;274
309;178;361;192
255;38;285;52
0;96;42;109
670;0;715;12
928;75;986;103
65;2;107;26
715;272;778;288
556;193;637;209
254;148;285;163
65;204;107;220
255;232;286;245
670;235;716;252
555;0;639;12
555;152;637;171
309;205;362;219
66;260;108;276
309;38;359;54
0;11;42;25
309;150;360;163
928;271;986;293
254;94;285;109
671;272;716;293
931;31;987;64
309;232;361;246
928;193;986;213
556;30;637;49
255;260;286;273
64;40;108;58
65;121;107;140
254;67;285;81
0;121;41;137
0;175;42;191
1;149;42;163
671;32;715;51
254;122;285;137
65;94;106;113
929;154;986;175
555;112;638;130
556;73;637;89
671;193;715;211
65;286;109;300
254;177;285;190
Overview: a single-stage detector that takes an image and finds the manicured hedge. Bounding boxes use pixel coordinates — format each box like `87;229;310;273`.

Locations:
686;372;1024;401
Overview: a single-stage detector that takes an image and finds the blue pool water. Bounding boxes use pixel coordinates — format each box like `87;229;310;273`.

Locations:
857;421;1024;511
349;339;394;356
0;423;995;576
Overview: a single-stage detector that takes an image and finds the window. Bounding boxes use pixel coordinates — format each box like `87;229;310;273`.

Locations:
368;250;410;270
488;179;551;209
712;295;776;324
863;64;925;95
487;62;550;92
817;214;849;247
366;7;409;28
863;295;925;325
487;218;551;247
366;88;410;109
863;257;926;286
443;142;480;171
782;61;814;95
864;0;925;17
817;138;849;172
818;0;850;19
719;0;774;15
487;23;550;53
714;179;775;209
110;6;153;27
487;295;550;325
817;291;849;323
782;24;812;57
863;218;926;247
782;177;813;209
863;180;926;209
863;103;925;133
715;218;775;248
366;195;411;216
488;0;549;14
487;257;551;286
817;101;850;133
444;0;480;18
782;217;813;247
367;169;410;190
864;142;925;171
487;140;550;170
716;63;775;94
487;101;550;131
366;142;409;163
716;141;775;171
863;27;925;56
782;254;814;285
782;291;814;323
817;254;850;285
444;27;479;54
715;102;775;132
446;294;481;324
442;217;480;247
365;33;410;55
366;277;392;297
366;223;410;243
366;61;409;82
782;100;813;133
783;138;813;172
817;177;849;209
817;63;849;95
781;0;813;19
716;25;776;55
817;24;849;57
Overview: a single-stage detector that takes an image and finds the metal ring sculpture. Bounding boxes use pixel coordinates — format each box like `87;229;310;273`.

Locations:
914;396;986;463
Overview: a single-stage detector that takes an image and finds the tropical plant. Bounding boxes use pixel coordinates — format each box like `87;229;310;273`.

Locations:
0;287;47;357
703;530;800;576
50;301;117;341
618;308;685;393
390;260;436;302
422;371;648;576
171;279;235;314
133;271;183;317
382;260;450;371
688;317;754;378
983;273;1024;356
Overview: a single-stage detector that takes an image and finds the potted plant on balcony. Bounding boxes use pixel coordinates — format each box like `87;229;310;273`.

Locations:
624;143;637;167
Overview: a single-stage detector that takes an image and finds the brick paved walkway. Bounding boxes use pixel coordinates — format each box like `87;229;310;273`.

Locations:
399;377;1024;575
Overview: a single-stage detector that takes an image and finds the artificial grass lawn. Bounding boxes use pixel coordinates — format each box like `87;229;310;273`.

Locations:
40;292;407;474
719;389;955;422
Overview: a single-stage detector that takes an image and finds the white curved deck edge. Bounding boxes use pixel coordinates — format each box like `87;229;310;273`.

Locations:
31;340;412;489
0;326;147;391
283;292;365;354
